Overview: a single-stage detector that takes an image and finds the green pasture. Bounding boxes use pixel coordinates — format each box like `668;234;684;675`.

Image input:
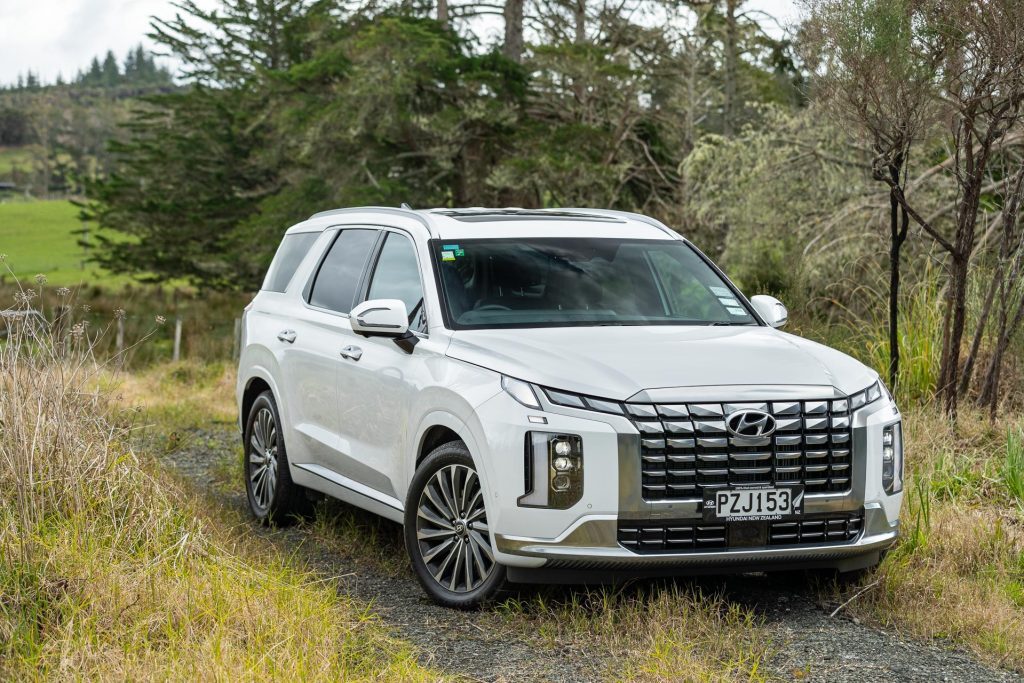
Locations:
0;199;132;287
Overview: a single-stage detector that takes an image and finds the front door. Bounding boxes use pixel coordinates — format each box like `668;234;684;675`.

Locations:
335;230;431;501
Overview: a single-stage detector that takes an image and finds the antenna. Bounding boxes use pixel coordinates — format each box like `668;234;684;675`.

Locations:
400;202;413;210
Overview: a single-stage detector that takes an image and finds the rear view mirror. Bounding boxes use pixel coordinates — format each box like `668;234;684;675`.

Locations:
350;299;409;337
750;295;788;328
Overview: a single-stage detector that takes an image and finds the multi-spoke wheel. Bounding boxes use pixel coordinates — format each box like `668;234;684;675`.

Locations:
405;442;506;608
243;390;304;524
248;406;278;511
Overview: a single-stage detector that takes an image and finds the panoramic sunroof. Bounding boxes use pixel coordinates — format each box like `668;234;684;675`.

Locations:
431;209;624;223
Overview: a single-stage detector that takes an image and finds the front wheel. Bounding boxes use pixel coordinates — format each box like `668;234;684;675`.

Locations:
404;442;506;609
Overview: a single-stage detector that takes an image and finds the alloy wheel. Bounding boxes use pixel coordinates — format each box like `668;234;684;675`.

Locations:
248;406;279;511
415;464;495;593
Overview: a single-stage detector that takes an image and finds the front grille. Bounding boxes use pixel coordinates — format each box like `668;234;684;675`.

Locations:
625;400;853;501
618;512;864;553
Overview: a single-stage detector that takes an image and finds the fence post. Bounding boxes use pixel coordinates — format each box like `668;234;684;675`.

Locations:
233;318;242;361
173;318;183;362
115;317;125;359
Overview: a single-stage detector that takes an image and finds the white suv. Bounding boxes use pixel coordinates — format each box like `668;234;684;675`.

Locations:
237;207;904;608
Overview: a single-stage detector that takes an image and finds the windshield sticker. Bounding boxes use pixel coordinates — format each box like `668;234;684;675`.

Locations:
443;244;460;251
726;306;746;316
718;297;740;307
454;249;465;257
441;250;456;261
709;286;730;296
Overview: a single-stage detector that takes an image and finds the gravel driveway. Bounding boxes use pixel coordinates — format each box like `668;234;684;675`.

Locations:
157;425;1021;683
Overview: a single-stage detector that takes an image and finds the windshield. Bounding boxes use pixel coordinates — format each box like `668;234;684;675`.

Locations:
431;237;758;329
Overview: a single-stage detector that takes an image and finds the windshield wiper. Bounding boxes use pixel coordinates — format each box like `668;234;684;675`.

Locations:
708;321;753;326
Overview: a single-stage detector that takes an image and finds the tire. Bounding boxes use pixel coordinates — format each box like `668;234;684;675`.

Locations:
404;441;506;609
243;390;306;525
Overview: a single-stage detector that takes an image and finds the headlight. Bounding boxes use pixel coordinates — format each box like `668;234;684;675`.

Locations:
882;422;904;494
502;376;541;409
849;379;886;411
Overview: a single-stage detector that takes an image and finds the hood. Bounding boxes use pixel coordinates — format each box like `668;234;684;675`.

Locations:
447;325;877;401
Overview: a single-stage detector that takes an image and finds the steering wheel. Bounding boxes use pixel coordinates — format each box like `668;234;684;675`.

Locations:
474;304;512;312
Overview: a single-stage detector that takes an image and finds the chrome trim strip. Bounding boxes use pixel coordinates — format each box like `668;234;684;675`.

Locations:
293;463;404;511
628;385;844;403
495;509;897;565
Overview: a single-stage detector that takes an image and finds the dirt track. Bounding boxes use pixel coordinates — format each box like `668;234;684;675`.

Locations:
161;425;1021;683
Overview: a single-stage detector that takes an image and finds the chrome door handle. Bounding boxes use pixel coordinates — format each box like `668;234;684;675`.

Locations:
277;330;297;344
340;345;363;361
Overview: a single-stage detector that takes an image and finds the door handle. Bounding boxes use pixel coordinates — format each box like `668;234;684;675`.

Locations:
277;330;297;344
340;345;363;361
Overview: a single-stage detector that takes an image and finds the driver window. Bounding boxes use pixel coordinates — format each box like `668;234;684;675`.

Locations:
366;232;427;333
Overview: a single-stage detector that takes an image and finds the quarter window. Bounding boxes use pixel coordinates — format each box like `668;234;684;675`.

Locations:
263;232;318;293
308;229;378;313
366;232;427;333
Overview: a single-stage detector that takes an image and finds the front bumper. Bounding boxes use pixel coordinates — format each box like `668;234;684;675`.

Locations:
495;504;897;572
472;384;903;573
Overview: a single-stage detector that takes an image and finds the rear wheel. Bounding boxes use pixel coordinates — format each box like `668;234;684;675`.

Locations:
404;442;506;609
244;390;305;524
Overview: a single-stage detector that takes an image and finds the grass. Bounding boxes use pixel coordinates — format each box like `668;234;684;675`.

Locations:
496;586;773;682
1006;428;1024;507
0;199;135;287
835;410;1024;672
0;302;443;680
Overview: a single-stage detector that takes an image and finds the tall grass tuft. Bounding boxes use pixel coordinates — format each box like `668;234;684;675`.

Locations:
0;279;437;680
1005;427;1024;506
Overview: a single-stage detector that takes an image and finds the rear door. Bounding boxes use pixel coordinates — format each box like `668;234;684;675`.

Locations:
279;227;379;476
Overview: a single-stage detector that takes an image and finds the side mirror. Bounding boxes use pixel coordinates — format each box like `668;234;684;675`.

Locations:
350;299;409;337
750;295;788;328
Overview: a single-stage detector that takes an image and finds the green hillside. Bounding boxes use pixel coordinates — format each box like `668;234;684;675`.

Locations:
0;199;124;287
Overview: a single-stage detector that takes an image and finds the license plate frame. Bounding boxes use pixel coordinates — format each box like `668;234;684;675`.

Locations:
703;484;805;521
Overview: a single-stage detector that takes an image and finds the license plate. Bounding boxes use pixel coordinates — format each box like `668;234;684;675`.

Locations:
703;485;804;521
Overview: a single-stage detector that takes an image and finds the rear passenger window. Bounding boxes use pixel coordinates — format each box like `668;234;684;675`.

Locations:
308;229;378;313
366;232;427;333
263;232;318;292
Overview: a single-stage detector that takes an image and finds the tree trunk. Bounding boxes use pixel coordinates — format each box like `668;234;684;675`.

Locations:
438;0;449;25
887;163;909;389
723;0;739;137
573;0;585;44
940;252;969;416
958;262;1000;396
503;0;525;62
979;297;1024;415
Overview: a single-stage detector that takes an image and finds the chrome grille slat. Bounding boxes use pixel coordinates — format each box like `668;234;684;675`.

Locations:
628;398;855;501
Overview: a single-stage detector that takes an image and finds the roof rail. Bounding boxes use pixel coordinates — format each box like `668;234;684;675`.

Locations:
308;206;436;236
556;208;679;239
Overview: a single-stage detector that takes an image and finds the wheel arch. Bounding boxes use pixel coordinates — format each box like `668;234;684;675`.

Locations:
409;411;492;500
238;366;288;432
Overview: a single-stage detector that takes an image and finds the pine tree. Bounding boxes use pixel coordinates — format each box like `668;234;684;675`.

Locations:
101;50;120;87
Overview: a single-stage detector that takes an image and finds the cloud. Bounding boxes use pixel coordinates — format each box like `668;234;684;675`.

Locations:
0;0;217;84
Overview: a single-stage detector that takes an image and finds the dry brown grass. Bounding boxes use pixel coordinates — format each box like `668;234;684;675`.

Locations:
841;409;1024;671
497;585;773;682
0;294;441;681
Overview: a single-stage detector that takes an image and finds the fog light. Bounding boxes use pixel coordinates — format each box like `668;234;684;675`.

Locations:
517;433;583;509
882;423;904;495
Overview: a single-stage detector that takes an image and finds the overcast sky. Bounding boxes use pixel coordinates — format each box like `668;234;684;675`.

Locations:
0;0;801;85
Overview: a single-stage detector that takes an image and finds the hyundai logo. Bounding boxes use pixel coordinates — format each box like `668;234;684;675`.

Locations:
726;409;777;438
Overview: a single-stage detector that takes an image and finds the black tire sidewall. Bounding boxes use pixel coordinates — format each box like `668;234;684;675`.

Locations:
244;390;302;525
404;442;506;609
